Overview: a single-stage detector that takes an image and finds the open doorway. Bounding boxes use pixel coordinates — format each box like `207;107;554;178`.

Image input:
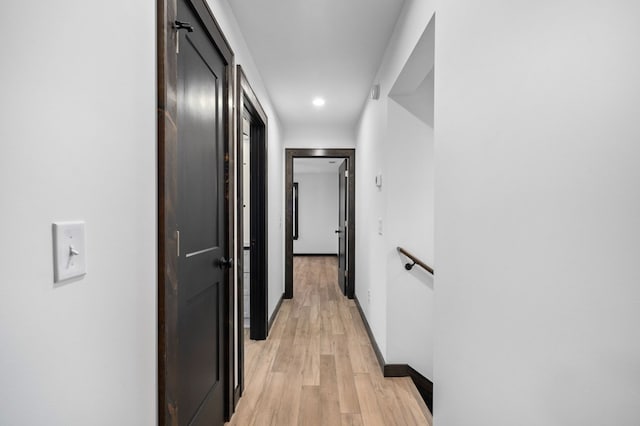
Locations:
285;149;356;299
235;66;268;406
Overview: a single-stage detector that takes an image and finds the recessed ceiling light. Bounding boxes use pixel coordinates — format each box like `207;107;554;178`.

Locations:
312;97;325;107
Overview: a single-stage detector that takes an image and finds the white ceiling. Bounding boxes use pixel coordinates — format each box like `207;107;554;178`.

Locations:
228;0;406;131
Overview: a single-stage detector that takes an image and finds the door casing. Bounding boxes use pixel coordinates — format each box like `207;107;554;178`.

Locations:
285;149;356;299
234;65;269;406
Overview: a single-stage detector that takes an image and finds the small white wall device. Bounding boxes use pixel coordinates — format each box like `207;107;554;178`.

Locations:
375;173;383;188
53;221;87;282
371;84;380;100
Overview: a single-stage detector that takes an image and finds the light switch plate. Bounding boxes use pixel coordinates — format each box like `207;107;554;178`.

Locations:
53;221;87;282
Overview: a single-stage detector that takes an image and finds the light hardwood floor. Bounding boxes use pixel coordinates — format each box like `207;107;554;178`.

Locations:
227;256;432;426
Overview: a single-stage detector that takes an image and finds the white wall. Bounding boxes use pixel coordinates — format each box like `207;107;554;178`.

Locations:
284;124;356;149
385;99;434;378
355;90;389;357
355;0;436;368
0;1;156;425
293;172;339;254
434;1;640;425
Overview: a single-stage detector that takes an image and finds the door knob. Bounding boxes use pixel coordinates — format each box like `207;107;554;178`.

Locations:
335;229;342;234
217;257;233;269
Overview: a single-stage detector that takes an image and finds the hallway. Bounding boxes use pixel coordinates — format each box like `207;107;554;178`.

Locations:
227;256;432;425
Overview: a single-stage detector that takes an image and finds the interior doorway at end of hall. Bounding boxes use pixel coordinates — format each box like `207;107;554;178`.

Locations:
285;149;356;300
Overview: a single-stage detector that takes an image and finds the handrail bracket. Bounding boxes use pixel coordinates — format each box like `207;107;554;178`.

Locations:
405;261;417;271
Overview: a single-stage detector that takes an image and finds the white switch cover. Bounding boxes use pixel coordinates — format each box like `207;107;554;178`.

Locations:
53;221;87;282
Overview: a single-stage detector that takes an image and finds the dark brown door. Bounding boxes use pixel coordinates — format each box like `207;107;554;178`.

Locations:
176;1;227;424
337;160;348;295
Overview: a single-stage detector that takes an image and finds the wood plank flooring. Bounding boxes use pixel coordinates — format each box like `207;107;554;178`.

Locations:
227;256;432;426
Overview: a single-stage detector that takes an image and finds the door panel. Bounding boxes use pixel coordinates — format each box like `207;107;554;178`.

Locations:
338;160;347;295
179;35;222;254
176;0;226;424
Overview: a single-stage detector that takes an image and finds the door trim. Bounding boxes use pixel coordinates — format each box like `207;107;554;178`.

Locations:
157;0;235;423
235;65;269;407
285;149;356;299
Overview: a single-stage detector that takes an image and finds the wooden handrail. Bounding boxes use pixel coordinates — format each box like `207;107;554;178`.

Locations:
397;247;434;275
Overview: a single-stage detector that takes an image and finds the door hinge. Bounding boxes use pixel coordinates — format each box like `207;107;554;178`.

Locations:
173;21;194;54
344;270;348;277
345;170;349;178
173;20;194;32
176;230;180;257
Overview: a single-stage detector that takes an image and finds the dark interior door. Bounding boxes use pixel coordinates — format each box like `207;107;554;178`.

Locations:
248;115;268;340
176;1;227;424
337;160;348;295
